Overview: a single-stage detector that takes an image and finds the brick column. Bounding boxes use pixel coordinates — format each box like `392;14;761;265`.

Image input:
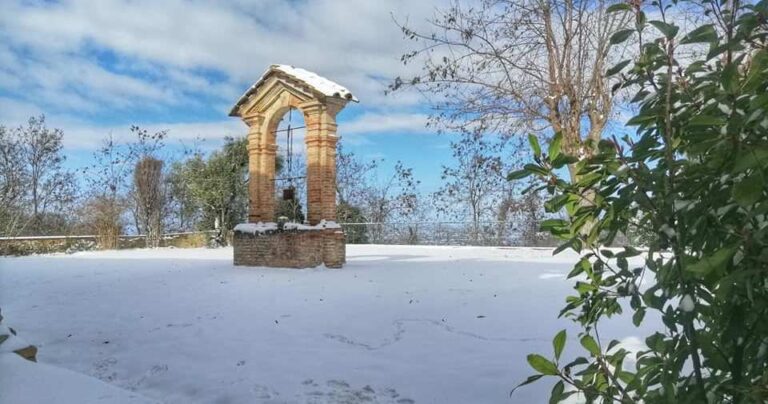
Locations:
244;113;274;222
303;102;323;225
320;128;339;221
301;100;342;225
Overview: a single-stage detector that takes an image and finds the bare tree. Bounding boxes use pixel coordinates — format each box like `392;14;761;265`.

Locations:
336;143;379;206
365;162;420;223
392;0;631;181
14;116;77;234
126;126;166;235
134;157;164;248
18;116;63;222
433;132;509;243
513;182;547;245
0;125;25;236
83;195;124;250
0;116;77;236
83;135;133;249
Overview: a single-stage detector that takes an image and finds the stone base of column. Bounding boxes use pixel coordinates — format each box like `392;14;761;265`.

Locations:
233;222;345;269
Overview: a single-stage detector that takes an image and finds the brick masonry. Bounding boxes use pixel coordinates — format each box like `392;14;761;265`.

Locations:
233;228;345;269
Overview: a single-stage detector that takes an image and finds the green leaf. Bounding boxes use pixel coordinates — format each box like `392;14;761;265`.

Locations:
545;194;572;212
564;356;589;369
649;20;679;39
540;219;568;231
732;147;768;173
507;169;532;181
632;308;646;326
549;380;565;404
610;29;635;45
510;374;544;395
580;335;601;356
567;258;590;278
551;154;579;168
626;114;656;126
576;281;596;294
722;63;740;93
606;59;631;76
686;246;738;275
744;49;768;91
0;334;8;345
524;163;549;176
552;240;573;255
688;115;726;126
606;3;632;13
549;132;562;160
680;24;717;44
527;354;559;375
529;134;542;157
733;175;763;207
618;371;635;384
620;246;641;258
553;329;567;361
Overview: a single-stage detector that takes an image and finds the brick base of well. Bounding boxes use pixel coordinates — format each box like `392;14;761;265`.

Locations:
233;225;345;269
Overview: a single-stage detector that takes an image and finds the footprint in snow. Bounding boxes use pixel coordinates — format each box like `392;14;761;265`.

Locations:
299;380;413;403
92;357;118;382
252;384;279;399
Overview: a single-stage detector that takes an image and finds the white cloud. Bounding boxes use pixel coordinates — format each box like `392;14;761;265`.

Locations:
0;0;444;150
59;119;247;150
0;97;43;122
342;112;430;135
1;0;438;104
0;96;245;149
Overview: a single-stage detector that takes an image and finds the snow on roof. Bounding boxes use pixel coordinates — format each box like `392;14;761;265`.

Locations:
229;64;357;117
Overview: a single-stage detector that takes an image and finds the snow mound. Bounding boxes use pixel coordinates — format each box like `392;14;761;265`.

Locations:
235;220;342;233
0;323;33;354
233;222;278;234
0;353;159;404
283;220;342;230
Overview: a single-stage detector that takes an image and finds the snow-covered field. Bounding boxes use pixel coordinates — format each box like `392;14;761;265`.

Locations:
0;245;658;404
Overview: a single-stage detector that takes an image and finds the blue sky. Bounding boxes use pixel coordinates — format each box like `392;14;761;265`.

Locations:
0;0;459;193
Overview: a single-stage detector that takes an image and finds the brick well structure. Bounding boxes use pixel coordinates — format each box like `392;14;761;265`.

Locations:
229;65;355;269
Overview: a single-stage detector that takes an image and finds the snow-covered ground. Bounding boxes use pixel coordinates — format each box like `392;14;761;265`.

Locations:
0;245;658;403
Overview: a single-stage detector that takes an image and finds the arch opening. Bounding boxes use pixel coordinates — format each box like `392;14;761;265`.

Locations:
273;107;308;223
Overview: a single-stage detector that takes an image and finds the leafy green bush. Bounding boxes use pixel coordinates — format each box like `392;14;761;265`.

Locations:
510;0;768;402
337;202;370;244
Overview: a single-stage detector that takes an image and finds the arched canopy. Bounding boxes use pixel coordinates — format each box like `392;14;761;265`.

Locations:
231;65;356;225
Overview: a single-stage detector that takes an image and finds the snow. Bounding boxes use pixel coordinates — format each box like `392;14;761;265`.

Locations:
233;222;278;234
272;65;357;102
0;323;33;354
235;220;342;233
0;353;159;404
230;64;357;116
283;220;342;231
0;245;659;403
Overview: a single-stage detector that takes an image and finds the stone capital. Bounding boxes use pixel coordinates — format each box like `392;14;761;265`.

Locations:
242;113;265;127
